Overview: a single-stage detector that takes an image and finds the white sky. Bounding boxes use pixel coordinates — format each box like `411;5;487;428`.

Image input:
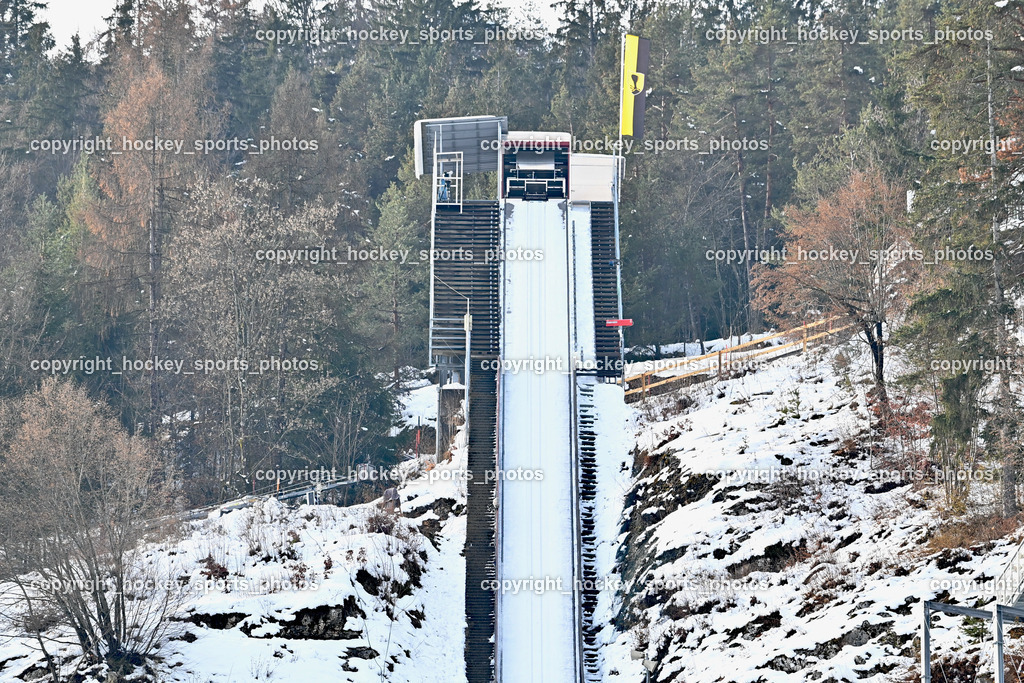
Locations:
45;0;118;47
43;0;559;50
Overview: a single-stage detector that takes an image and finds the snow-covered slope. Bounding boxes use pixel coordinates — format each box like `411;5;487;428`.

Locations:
2;338;1018;682
597;338;1023;683
0;414;470;683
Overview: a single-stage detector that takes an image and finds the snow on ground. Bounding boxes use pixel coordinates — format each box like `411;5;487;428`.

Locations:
1;336;1019;682
627;333;771;360
599;336;1024;682
590;381;643;679
0;407;469;683
158;498;429;682
623;331;789;383
398;376;438;431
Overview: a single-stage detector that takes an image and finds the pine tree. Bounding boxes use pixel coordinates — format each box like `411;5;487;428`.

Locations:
902;0;1024;516
0;0;51;153
203;0;283;143
245;69;339;214
358;160;429;380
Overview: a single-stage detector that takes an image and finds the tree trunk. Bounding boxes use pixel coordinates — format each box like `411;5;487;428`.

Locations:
392;270;401;382
992;249;1018;516
148;144;163;437
763;43;775;227
864;320;888;407
731;101;760;333
686;281;698;347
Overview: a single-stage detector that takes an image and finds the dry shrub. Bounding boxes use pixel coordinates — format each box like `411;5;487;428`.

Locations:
364;504;398;536
0;379;177;676
926;513;1021;553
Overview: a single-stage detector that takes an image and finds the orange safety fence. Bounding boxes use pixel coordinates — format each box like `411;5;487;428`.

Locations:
622;317;856;399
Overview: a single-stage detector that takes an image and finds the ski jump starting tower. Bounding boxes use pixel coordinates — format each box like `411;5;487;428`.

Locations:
415;115;625;683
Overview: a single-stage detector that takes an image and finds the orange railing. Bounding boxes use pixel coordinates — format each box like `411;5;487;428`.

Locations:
622;317;856;400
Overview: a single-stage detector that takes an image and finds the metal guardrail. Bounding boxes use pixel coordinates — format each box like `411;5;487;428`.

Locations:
995;539;1024;607
144;467;383;531
922;600;1024;683
431;316;470;359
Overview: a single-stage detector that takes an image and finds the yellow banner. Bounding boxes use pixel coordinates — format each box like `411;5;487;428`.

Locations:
620;34;650;138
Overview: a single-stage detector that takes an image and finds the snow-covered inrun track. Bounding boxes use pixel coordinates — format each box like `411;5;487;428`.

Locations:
497;199;580;682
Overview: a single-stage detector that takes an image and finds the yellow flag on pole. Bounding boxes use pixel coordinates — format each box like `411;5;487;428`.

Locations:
620;34;650;138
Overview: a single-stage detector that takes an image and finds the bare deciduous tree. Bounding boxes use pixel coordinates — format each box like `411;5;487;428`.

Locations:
0;379;180;677
163;179;343;496
752;169;916;405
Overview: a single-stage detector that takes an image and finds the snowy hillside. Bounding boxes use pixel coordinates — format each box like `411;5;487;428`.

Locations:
1;338;1019;682
0;425;470;682
597;337;1023;683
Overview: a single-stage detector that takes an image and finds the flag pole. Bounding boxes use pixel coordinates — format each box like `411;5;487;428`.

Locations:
615;29;626;368
618;29;626;154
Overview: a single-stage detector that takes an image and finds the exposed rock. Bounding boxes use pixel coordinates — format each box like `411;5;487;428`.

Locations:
185;612;248;630
242;596;366;640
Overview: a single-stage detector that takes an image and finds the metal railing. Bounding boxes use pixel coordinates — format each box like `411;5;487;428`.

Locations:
995;539;1024;607
922;600;1024;683
430;316;471;361
434;150;464;210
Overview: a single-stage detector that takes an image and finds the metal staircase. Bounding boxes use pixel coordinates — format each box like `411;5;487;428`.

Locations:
465;369;498;682
430;202;502;366
432;201;501;683
590;202;622;378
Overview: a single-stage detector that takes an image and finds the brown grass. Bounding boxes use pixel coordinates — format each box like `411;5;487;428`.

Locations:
925;513;1022;554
